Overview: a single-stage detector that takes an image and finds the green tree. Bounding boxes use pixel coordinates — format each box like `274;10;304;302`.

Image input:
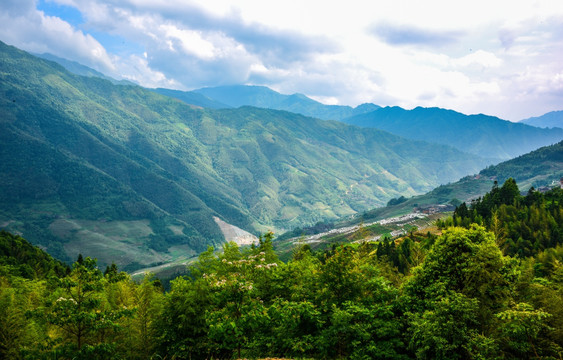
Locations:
40;257;132;359
0;277;46;359
408;292;484;360
496;303;552;358
403;226;512;358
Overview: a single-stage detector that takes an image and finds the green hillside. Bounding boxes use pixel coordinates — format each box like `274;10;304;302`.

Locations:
277;140;563;248
355;140;563;224
35;52;137;86
0;41;488;269
343;106;563;162
0;230;69;279
153;87;230;109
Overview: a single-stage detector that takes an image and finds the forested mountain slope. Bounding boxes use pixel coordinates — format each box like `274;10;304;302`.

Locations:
0;41;487;268
359;140;563;224
0;230;69;279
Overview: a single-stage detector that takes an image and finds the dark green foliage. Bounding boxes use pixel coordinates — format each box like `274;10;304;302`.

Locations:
387;195;408;206
452;179;563;257
156;238;408;359
375;234;432;275
408;292;482;360
38;257;132;358
1;238;164;360
275;220;334;242
0;230;68;279
3;210;563;359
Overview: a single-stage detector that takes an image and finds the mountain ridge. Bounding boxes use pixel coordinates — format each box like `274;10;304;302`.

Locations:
34;52;137;86
342;106;563;162
191;85;381;120
356;139;563;224
26;52;563;137
276;139;563;245
520;110;563;129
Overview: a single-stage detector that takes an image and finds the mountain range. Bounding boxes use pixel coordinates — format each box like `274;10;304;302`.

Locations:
35;51;563;163
520;110;563;129
276;139;563;246
155;85;562;163
359;139;563;224
152;85;381;121
342;106;563;162
0;41;490;269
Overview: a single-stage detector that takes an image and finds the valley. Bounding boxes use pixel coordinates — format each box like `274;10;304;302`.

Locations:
0;41;498;269
2;3;563;358
0;43;562;274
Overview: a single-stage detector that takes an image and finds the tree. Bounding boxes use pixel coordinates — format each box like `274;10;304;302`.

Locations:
205;243;276;359
408;292;482;360
496;303;552;358
403;226;512;358
116;274;164;360
0;277;46;360
40;256;132;359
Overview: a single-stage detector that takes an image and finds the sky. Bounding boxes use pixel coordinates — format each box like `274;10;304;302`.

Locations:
1;0;562;121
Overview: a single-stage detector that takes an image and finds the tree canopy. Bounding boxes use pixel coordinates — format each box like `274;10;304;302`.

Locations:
1;180;563;359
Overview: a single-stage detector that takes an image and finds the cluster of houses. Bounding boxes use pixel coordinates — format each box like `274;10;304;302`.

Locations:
536;178;563;193
414;204;456;215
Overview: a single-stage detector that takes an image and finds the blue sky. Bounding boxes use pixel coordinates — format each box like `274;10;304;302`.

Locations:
1;0;563;121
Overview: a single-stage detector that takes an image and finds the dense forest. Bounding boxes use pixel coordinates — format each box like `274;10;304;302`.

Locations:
441;178;563;257
1;180;563;359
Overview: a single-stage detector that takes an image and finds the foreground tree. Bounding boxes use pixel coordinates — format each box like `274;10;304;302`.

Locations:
31;256;133;359
402;226;512;359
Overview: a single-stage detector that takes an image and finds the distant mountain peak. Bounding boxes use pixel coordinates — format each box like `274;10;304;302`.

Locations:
33;52;137;86
189;84;380;120
520;110;563;129
343;105;563;161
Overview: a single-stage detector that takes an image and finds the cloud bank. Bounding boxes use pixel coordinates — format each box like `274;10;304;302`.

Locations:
2;0;562;120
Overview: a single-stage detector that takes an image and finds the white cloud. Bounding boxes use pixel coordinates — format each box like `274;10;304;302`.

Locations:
159;25;216;59
454;50;503;68
2;0;563;119
0;0;115;73
118;53;179;88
